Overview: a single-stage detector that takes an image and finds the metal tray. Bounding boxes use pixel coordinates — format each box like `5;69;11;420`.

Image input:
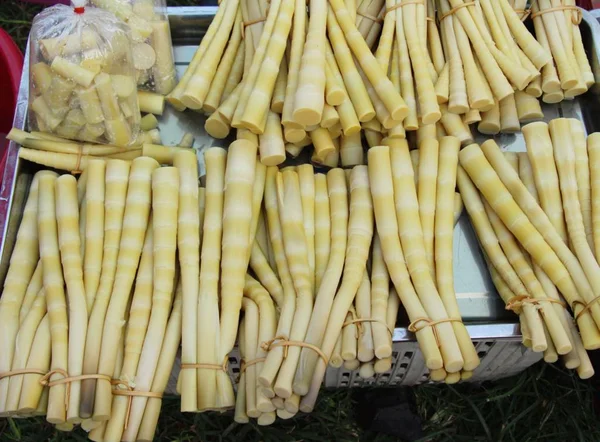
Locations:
3;7;600;388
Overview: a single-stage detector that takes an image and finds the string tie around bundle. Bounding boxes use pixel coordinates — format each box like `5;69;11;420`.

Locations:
530;3;582;25
38;369;112;410
241;17;267;39
407;317;464;347
261;336;329;365
239;357;266;374
342;310;394;338
357;9;384;23
385;0;424;16
180;356;230;373
438;1;475;22
514;9;532;21
572;295;600;321
0;369;113;411
505;295;566;314
0;368;47;381
111;379;163;430
72;144;84;175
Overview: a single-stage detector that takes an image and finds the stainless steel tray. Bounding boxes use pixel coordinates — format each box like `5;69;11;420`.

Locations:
3;7;600;388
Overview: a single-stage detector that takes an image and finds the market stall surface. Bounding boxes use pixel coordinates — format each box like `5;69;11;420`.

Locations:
1;1;600;441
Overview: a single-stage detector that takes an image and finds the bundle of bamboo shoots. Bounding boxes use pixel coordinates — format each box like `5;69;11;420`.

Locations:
167;0;415;167
0;147;208;437
163;0;594;167
530;0;593;104
6;128;198;172
433;0;550;136
457;118;600;379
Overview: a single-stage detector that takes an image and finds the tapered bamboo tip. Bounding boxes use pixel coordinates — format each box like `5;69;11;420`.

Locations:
444;358;465;374
358;363;375;379
542;91;564;104
421;110;442;126
478;121;501;135
257;401;276;413
326;90;346;107
166;95;186;112
578;367;595;380
374;343;392;360
293;108;322;127
576;316;600;350
260;153;286;167
373;358;392;373
429;368;446;382
564;84;588;99
205;114;231;139
460;370;473;381
284;399;299;414
299;402;314;414
257;412;276;426
555;342;573;356
277;408;297;420
470;97;495;112
390;105;409;123
273;386;292;400
284;127;307;144
444;371;461;384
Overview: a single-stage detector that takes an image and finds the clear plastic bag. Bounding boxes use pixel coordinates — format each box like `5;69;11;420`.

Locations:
91;0;177;94
29;2;141;146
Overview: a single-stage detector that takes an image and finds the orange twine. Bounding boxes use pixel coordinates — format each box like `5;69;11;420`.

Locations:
572;295;600;321
407;317;464;347
111;379;163;430
72;145;83;175
0;368;47;381
438;1;475;22
342;317;394;338
506;295;567;313
261;336;329;365
514;8;531;21
180;356;230;373
386;0;424;15
530;4;581;25
357;10;383;23
38;369;112;411
241;17;266;39
239;358;266;374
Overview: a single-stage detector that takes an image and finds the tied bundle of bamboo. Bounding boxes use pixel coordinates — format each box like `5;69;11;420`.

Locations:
530;0;593;103
457;119;600;379
337;233;397;379
0;142;217;436
233;276;277;425
7;128;196;172
433;0;550;136
168;0;418;167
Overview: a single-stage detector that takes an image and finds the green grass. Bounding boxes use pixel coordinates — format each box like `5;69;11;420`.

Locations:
0;2;42;51
0;362;598;441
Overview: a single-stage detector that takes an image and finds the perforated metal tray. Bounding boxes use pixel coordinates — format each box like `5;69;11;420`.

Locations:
3;7;600;390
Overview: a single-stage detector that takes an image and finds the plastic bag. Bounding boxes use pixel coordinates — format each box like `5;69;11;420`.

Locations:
91;0;176;94
29;1;141;146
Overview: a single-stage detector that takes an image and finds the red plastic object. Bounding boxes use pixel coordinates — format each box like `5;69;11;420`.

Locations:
0;28;22;134
0;28;23;185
